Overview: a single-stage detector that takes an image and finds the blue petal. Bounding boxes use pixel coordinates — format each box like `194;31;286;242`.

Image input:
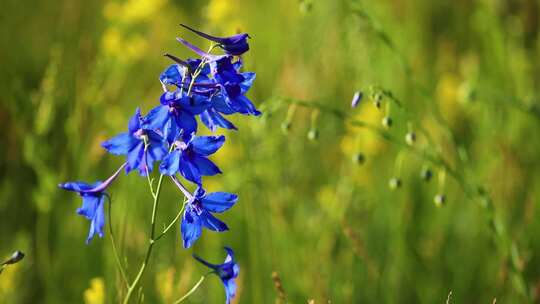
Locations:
181;207;202;248
102;133;138;155
179;95;210;115
160;64;184;86
77;195;101;220
128;108;142;134
223;247;236;263
179;154;201;185
211;95;236;115
126;142;144;174
190;135;225;155
240;72;256;94
230;95;261;116
59;181;95;192
192;156;222;176
223;279;237;304
200;210;228;232
201;109;237;132
159;150;181;176
174;111;197;141
142;105;170;130
86;196;106;243
201;192;238;213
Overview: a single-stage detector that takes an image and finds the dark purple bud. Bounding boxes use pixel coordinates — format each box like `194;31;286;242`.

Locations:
2;251;24;265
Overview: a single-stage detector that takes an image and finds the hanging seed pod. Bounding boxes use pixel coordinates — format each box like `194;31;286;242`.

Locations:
373;93;382;109
405;132;416;145
351;91;363;108
307;129;319;141
434;194;446;207
421;167;432;182
281;121;291;134
352;152;365;165
389;177;402;190
382;116;393;128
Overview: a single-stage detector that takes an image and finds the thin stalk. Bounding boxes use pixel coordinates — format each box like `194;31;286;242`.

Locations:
122;173;165;304
106;195;129;289
173;274;209;304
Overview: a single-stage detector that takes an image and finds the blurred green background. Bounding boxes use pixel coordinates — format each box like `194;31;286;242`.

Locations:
1;0;540;303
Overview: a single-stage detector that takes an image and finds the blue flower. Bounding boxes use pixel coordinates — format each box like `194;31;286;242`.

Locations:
193;247;240;304
143;90;210;142
180;187;238;248
200;95;238;131
210;56;260;116
58;164;126;243
102;108;167;176
160;135;225;185
180;24;250;56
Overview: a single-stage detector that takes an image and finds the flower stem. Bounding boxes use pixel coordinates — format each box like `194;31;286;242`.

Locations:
106;195;129;289
173;274;209;304
122;173;165;304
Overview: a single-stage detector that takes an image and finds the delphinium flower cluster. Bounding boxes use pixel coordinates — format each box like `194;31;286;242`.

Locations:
59;24;259;304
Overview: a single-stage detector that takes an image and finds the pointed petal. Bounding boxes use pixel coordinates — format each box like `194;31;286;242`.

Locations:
128;108;142;134
126;142;144;174
181;208;202;248
77;195;101;220
192;156;221;176
223;279;237;304
142;105;170;130
201;210;228;232
224;247;236;263
190;135;225;155
179;155;201;185
201;192;238;213
102;133;138;155
159;150;181;176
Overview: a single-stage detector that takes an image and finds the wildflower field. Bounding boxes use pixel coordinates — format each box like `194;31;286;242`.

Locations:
1;0;540;303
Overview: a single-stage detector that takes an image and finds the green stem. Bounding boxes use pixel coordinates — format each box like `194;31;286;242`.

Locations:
107;195;129;289
173;274;208;304
122;173;165;304
155;202;186;242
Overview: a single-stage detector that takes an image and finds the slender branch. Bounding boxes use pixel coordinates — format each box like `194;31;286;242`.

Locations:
122;173;165;304
106;195;129;289
173;274;209;304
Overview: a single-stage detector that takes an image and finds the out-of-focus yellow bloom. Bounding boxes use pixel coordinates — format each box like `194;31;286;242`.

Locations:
104;0;166;23
340;104;385;156
83;277;105;304
102;28;123;57
436;73;462;126
206;0;245;33
156;267;176;303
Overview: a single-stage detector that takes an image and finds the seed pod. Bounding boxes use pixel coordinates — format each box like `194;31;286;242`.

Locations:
307;129;319;141
421;167;432;181
352;152;365;165
405;132;416;145
373;93;382;109
351;91;363;108
389;177;401;190
382;116;393;128
281;121;291;134
434;194;446;207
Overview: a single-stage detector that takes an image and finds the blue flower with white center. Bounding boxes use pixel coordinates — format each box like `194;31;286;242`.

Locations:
143;90;210;143
180;187;238;248
102;108;167;176
58;163;125;243
180;24;250;56
193;247;240;304
160;135;225;185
